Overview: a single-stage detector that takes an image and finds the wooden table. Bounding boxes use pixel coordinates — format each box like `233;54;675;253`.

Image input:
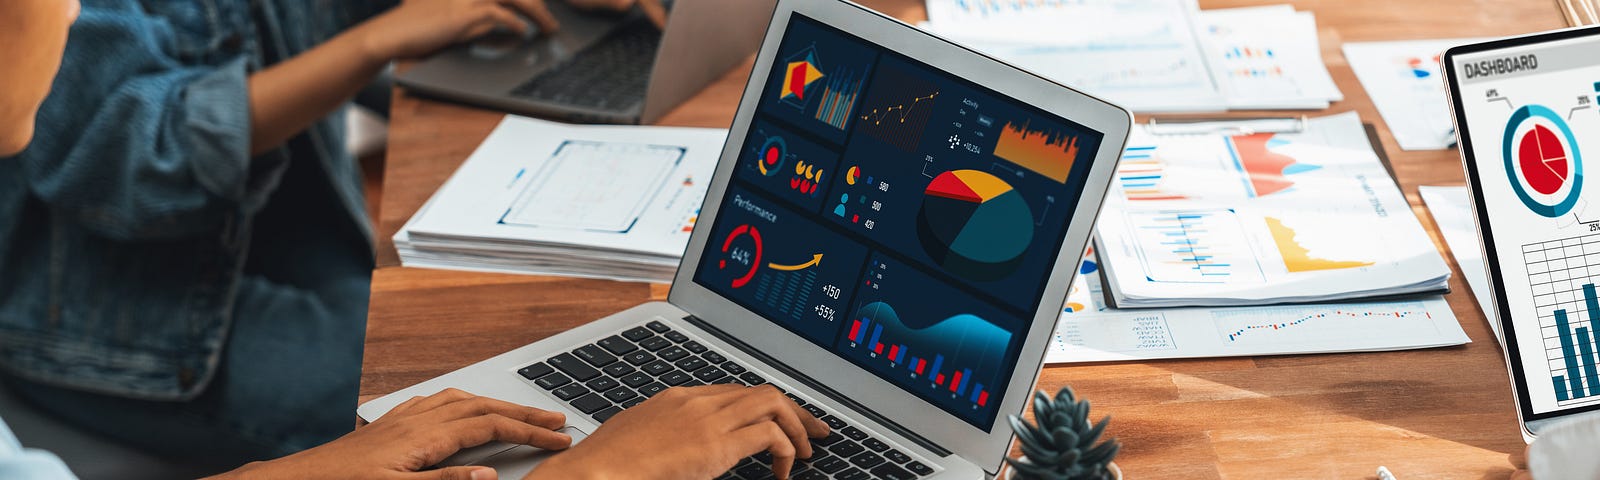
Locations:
362;1;1568;478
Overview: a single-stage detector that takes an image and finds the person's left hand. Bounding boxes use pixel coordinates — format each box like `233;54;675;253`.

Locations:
1510;445;1533;480
208;388;572;480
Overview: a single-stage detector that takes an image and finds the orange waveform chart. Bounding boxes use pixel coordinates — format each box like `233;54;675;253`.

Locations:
994;120;1080;183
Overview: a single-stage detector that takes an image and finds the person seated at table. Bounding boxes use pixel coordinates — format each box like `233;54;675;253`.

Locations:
0;0;642;469
0;4;824;480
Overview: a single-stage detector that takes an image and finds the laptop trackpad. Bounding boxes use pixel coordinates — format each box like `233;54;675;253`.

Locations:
436;426;589;476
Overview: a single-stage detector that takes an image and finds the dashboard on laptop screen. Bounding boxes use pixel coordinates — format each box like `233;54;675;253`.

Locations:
1451;30;1600;420
693;13;1105;427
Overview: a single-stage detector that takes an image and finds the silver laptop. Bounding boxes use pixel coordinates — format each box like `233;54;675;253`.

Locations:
397;0;772;125
359;0;1132;477
1444;25;1600;442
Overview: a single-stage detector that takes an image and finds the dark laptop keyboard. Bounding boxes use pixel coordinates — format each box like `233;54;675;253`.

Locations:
516;320;937;480
508;19;660;112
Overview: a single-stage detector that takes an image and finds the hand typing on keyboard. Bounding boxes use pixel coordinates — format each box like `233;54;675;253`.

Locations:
526;384;831;480
205;388;571;480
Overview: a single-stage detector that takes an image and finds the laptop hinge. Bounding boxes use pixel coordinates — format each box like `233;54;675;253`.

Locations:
682;314;953;457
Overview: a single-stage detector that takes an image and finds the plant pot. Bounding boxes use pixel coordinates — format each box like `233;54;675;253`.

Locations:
1000;460;1123;480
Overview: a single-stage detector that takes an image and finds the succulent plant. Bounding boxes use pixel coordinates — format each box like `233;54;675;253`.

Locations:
1005;387;1120;480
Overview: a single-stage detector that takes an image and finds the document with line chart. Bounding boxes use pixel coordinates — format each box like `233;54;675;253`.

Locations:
1046;254;1469;363
1094;112;1451;307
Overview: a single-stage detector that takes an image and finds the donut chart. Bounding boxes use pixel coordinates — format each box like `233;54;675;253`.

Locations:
1503;105;1583;217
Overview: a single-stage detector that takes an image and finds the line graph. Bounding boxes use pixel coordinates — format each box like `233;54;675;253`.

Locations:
1212;302;1438;347
857;65;940;151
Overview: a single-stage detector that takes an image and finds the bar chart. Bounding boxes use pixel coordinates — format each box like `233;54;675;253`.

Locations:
1523;234;1600;405
844;301;1007;408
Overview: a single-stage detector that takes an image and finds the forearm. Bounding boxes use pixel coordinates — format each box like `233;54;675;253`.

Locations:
246;23;391;156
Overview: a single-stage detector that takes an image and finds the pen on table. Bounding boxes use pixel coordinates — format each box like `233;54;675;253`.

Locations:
1377;465;1399;480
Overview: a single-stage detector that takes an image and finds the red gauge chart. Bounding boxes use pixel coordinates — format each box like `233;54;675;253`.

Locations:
1519;124;1571;195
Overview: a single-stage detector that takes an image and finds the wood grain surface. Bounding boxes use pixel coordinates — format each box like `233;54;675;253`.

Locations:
364;1;1567;478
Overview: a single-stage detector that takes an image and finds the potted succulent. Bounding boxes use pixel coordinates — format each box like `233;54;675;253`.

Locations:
1003;387;1122;480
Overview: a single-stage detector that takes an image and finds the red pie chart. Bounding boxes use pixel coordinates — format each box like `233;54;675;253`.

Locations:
1518;124;1571;195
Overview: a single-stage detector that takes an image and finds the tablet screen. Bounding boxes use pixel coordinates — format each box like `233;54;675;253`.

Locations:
1453;30;1600;418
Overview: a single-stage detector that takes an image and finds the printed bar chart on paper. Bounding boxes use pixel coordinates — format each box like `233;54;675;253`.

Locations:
1094;113;1451;307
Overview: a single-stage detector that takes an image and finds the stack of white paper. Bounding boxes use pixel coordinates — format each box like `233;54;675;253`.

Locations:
920;1;1342;112
1094;112;1452;307
395;116;725;283
1047;251;1470;364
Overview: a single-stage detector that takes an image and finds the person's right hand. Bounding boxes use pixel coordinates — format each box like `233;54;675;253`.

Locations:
356;0;557;60
526;385;831;480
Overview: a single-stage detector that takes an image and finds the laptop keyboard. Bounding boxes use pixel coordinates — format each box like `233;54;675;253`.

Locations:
516;320;938;480
507;19;660;112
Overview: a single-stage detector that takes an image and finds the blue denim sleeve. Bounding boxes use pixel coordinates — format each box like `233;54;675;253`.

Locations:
17;8;285;241
0;418;78;480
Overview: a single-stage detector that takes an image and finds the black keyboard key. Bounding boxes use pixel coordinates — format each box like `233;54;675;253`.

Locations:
735;463;768;479
813;432;845;447
646;320;671;332
787;393;807;406
622;351;656;366
836;467;868;480
683;340;708;354
711;376;740;385
701;350;725;364
574;345;618;367
905;461;933;476
740;372;766;385
621;397;645;409
639;336;671;351
674;357;709;373
861;438;889;452
802;405;826;419
597;335;639;355
795;470;827;480
570;393;612;414
721;361;745;374
820;415;847;430
694;366;728;382
548;353;601;381
754;451;773;464
518;362;554;380
603;362;634;378
604;387;638;403
849;451;885;470
551;383;589;400
814;456;849;474
586;376;620;392
592;406;623;423
621;326;653;341
638;382;669;398
658;346;689;362
870;463;916;480
681;380;704;387
664;330;690;343
883;449;911;464
642;360;674;376
829;441;865;458
621;372;653;388
841;426;869;441
535;373;572;390
660;370;692;386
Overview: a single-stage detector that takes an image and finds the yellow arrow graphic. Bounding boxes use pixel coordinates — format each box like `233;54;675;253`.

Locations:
768;254;823;271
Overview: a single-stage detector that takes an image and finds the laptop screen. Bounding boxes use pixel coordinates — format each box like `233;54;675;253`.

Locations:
1452;30;1600;420
693;13;1104;427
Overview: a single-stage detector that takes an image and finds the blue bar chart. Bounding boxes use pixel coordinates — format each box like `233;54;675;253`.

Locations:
1523;235;1600;405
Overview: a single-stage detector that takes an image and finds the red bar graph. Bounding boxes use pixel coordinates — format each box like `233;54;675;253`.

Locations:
916;358;927;375
849;319;862;341
889;345;900;361
949;371;963;392
874;342;884;354
978;391;989;407
935;373;945;385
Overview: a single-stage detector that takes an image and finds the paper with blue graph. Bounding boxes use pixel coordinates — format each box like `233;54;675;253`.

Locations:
1046;254;1469;363
1094;112;1451;307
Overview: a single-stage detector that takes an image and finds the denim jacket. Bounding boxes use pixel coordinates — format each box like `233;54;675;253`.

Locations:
0;0;392;401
